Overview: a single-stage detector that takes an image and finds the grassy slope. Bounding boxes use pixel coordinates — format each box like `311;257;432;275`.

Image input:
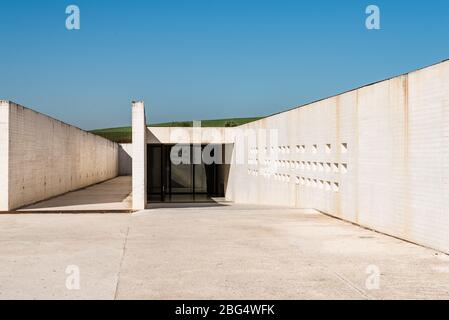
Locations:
90;117;263;143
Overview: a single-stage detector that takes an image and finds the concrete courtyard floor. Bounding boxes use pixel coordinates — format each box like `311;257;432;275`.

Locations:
0;203;448;300
20;176;132;212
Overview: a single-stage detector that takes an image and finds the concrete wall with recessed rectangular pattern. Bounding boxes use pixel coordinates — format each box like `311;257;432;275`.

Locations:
226;60;449;254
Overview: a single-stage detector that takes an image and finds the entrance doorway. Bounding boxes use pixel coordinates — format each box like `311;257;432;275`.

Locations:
147;144;222;202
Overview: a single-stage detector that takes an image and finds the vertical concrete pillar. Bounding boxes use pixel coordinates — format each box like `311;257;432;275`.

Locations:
132;101;147;210
0;101;9;211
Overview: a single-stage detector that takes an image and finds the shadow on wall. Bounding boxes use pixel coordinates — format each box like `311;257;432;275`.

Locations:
147;128;162;144
119;144;133;176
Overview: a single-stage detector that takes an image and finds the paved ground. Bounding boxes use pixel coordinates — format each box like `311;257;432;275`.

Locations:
21;177;132;212
0;203;448;300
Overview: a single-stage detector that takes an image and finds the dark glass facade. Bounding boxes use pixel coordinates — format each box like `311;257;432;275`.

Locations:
147;144;221;202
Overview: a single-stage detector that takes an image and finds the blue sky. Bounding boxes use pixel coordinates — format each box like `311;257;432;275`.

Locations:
1;0;449;130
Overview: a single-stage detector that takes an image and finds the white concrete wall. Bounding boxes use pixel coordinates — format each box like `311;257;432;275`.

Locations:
0;101;119;211
132;101;147;210
147;126;236;145
0;101;10;210
118;143;132;176
226;60;449;254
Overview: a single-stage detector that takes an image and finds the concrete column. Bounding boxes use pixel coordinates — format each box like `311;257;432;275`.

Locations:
132;101;147;210
0;101;9;211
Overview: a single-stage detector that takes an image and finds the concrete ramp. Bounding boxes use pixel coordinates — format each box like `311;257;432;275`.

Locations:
16;176;133;213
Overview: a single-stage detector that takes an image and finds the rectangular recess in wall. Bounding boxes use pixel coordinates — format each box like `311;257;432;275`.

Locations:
333;182;340;192
341;143;348;153
318;162;324;171
333;163;339;173
318;180;324;189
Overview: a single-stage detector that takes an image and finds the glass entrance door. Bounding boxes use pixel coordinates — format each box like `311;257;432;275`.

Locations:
147;144;218;202
147;145;164;201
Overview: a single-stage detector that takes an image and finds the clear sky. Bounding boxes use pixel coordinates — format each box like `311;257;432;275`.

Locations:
1;0;449;130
